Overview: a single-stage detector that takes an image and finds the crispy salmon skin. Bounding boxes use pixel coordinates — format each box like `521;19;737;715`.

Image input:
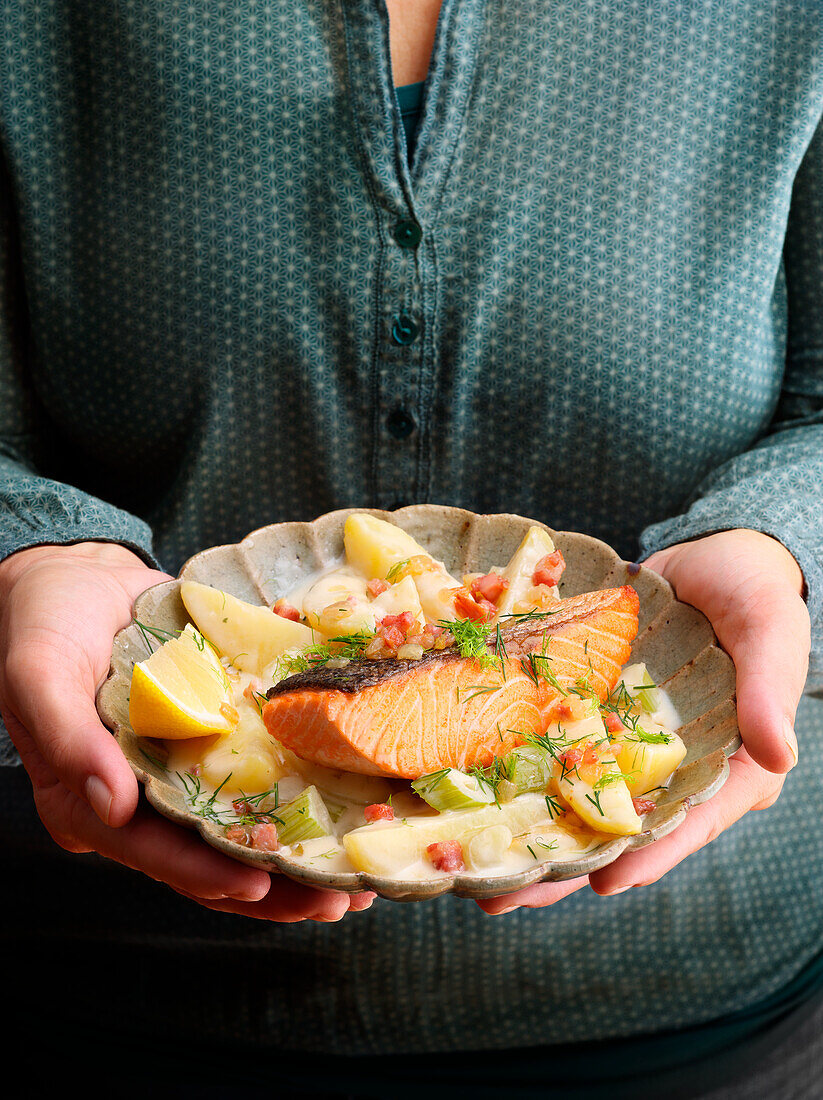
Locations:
263;586;639;778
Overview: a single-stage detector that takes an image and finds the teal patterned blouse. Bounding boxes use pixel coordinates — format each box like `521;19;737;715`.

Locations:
2;0;823;1061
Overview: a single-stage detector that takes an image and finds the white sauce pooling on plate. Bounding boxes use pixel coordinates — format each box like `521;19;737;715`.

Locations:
162;516;685;881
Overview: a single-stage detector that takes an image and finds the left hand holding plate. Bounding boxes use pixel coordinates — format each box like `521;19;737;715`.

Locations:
478;528;809;914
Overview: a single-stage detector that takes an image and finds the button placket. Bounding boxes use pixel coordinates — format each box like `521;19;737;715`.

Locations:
391;311;419;345
373;225;425;508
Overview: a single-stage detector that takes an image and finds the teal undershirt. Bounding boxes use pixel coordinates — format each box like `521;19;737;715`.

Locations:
396;80;425;161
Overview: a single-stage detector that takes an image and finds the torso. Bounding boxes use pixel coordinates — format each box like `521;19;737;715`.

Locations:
386;0;443;84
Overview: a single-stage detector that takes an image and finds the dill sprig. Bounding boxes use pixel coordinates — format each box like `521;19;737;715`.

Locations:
498;609;561;623
457;683;500;704
177;771;235;825
601;681;672;743
250;690;269;717
593;770;635;791
177;773;282;828
275;630;378;678
468;757;511;805
331;630;378;656
585;789;605;816
232;785;283;826
413;768;451;792
138;746;168;772
438;617;496;668
386;559;410;582
519;652;569;695
545;793;565;820
133;619;179;655
625;726;672;745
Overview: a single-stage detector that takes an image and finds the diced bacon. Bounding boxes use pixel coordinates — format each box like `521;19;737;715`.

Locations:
376;611;416;654
632;797;656;816
382;625;406;650
603;711;625;734
273;599;301;622
367;578;390;597
470;572;509;604
224;824;248;845
532;550;566;588
426;840;465;873
454;588;497;623
381;611;415;634
558;747;584;771
249;822;279;851
582;743;600;768
364;802;395;823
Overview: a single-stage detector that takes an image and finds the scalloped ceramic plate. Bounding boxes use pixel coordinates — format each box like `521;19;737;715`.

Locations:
97;506;741;901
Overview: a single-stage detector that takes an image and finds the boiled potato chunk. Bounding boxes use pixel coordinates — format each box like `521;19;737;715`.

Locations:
466;825;513;870
512;820;601;861
556;752;641;836
181;581;314;677
166;702;288;795
495;526;557;619
343;513;460;622
301;566;375;636
370;574;426;632
613;726;687;796
344;513;429;579
342;794;551;876
411;568;462;624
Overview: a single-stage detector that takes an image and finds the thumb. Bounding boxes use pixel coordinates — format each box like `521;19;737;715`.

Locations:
4;645;139;826
642;541;807;776
725;585;808;774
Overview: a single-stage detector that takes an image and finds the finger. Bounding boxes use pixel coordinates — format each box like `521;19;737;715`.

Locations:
173;880;355;922
476;875;587;916
347;892;377;913
726;586;808;774
3;646;139;827
32;782;271;902
589;748;780;895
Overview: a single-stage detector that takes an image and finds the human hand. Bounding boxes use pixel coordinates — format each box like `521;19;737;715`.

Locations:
588;527;807;896
477;528;808;914
0;541;374;922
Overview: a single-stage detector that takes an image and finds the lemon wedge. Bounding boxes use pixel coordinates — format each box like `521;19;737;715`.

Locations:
129;624;237;740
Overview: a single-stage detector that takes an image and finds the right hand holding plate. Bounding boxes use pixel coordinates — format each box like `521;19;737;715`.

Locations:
0;541;373;921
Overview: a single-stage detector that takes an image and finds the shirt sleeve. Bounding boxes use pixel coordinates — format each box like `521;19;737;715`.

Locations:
0;162;159;766
0;162;158;569
640;114;823;689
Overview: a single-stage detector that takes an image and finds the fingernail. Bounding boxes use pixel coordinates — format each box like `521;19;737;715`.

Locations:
627;562;641;576
784;718;798;769
492;905;519;916
84;775;113;825
605;885;632;896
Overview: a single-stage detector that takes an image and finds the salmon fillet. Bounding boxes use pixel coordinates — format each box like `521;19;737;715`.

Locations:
263;586;639;778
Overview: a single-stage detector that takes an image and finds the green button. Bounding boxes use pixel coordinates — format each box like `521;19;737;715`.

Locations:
392;219;422;248
391;312;420;345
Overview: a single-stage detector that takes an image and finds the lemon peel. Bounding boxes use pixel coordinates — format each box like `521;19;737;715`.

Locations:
129;624;236;740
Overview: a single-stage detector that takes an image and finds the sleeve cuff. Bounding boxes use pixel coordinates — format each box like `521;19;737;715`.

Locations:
640;508;823;690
